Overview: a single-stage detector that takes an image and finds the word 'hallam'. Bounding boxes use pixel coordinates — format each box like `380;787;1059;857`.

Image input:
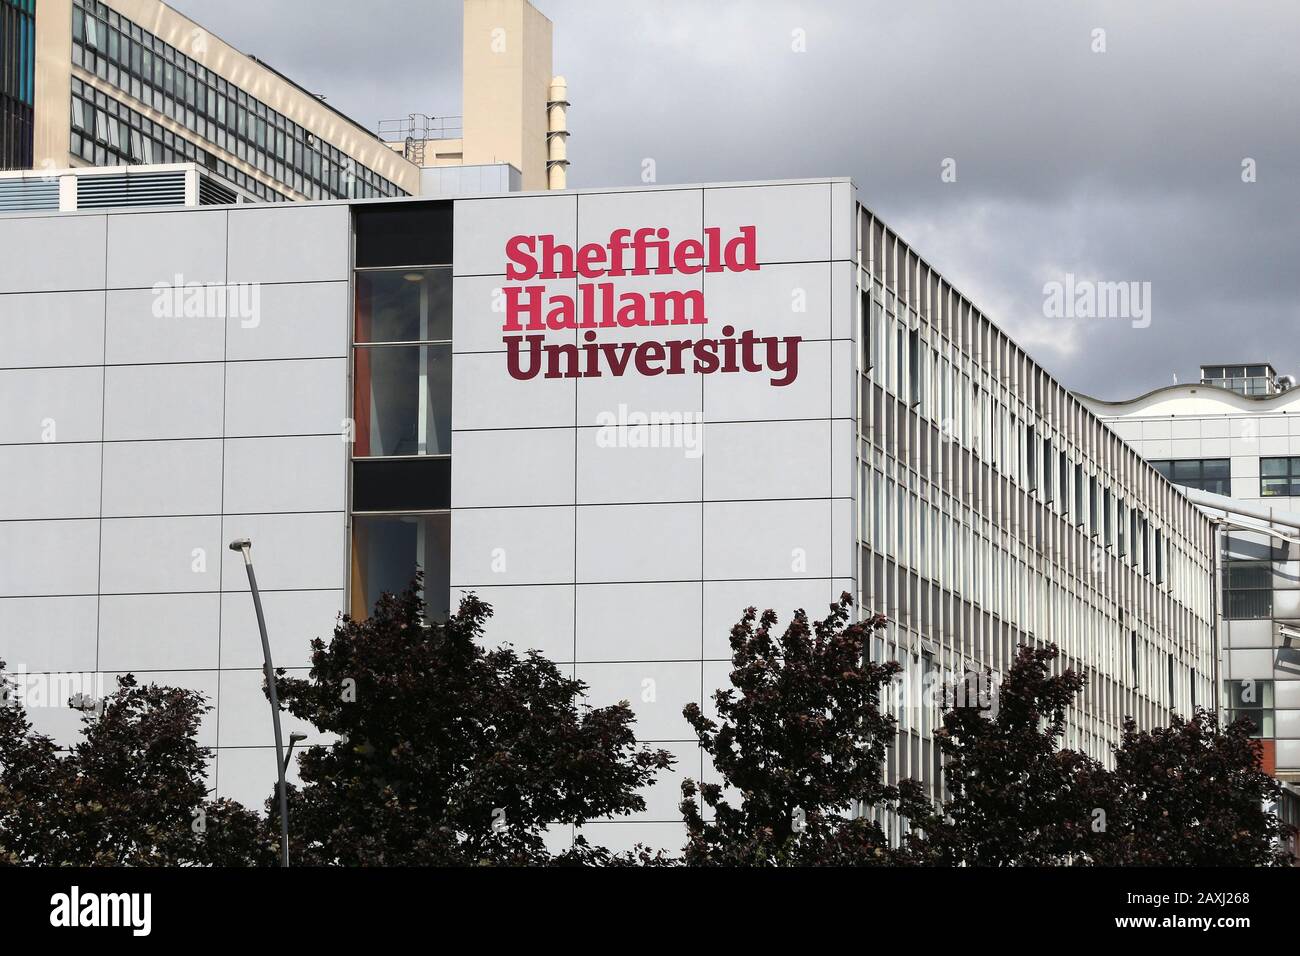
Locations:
500;226;801;387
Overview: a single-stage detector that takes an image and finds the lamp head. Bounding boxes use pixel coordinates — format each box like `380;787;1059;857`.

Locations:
228;538;251;553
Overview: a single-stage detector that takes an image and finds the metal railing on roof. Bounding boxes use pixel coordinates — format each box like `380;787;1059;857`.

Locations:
377;114;464;164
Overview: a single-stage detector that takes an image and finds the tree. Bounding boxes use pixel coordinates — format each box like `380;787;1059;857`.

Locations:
0;664;270;866
1086;710;1293;866
271;577;674;865
679;595;937;865
927;644;1102;866
928;644;1294;867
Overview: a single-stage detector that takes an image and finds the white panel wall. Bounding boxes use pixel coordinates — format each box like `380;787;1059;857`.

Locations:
0;186;859;853
0;206;349;813
449;182;854;851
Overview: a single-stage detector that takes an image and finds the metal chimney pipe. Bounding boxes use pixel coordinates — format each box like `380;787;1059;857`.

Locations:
547;76;570;190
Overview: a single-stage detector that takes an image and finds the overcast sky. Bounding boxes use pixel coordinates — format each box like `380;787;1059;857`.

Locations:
170;0;1299;398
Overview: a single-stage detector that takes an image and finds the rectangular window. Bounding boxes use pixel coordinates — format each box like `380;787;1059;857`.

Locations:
1074;462;1084;526
861;290;872;371
1224;560;1272;619
355;268;451;343
1026;424;1037;491
1261;457;1300;497
1149;458;1231;495
1139;515;1148;573
352;343;451;457
1043;438;1054;502
1059;451;1069;515
895;326;906;399
908;328;920;406
350;513;451;622
1224;679;1274;738
1090;475;1100;535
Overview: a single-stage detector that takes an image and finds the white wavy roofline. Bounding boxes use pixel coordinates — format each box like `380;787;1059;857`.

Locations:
1075;383;1300;417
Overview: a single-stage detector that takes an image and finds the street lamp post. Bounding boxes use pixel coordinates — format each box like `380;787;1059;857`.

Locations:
228;538;291;868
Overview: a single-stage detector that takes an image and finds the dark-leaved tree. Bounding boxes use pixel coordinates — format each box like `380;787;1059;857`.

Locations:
927;644;1102;866
272;577;674;865
679;595;937;865
0;664;270;866
1086;710;1293;866
928;643;1294;866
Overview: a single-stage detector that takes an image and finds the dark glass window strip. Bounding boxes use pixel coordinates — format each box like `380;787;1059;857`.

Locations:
0;0;35;169
1148;458;1231;495
353;458;451;513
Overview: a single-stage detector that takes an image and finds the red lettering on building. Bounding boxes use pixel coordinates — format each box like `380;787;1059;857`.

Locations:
498;226;799;387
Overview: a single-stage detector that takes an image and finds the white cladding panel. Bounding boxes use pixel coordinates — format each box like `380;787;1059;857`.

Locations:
0;203;350;803
449;183;854;848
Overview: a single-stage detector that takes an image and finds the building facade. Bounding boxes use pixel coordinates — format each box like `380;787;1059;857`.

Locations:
0;180;1218;852
1081;370;1300;805
0;0;35;169
3;0;564;198
38;0;417;198
380;0;567;192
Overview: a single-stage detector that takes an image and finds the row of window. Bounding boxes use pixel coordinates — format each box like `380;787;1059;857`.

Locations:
1148;456;1300;498
0;88;29;170
861;358;1206;735
856;211;1205;621
0;0;33;107
71;0;403;201
0;0;33;171
1204;365;1272;380
1149;458;1231;495
856;208;1209;743
862;285;1175;591
70;79;287;202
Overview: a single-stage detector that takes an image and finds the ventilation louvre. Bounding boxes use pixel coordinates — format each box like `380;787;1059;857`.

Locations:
0;177;59;211
76;169;187;208
198;175;238;206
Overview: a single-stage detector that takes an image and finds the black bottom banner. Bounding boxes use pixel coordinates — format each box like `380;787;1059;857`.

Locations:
0;865;1286;942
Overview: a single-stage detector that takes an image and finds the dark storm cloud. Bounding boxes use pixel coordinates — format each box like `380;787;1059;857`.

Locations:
169;0;1299;397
